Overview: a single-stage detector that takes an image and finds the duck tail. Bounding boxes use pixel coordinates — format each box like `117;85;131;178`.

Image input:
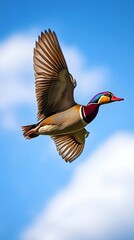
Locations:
22;123;39;139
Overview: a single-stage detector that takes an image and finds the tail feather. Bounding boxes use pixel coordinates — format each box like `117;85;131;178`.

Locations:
22;123;39;139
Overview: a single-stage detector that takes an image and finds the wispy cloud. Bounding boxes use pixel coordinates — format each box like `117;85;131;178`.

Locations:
0;33;35;109
21;132;134;240
0;31;109;129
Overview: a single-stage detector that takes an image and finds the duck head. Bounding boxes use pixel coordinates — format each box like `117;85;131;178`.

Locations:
89;91;124;105
82;91;124;124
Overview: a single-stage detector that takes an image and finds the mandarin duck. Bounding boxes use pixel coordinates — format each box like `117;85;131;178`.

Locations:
22;29;124;162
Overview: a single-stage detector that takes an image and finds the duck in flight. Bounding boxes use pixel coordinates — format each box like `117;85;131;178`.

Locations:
22;29;124;162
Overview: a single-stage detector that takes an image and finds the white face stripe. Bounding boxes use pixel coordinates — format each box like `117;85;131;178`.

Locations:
98;95;110;104
98;96;103;104
79;106;88;125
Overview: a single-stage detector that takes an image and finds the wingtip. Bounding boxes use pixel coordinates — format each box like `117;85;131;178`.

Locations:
38;35;41;42
41;31;44;37
35;41;38;48
40;29;54;38
44;29;52;35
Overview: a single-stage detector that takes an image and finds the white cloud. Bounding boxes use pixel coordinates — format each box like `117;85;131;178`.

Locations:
0;33;35;109
0;33;36;129
21;132;134;240
0;31;109;129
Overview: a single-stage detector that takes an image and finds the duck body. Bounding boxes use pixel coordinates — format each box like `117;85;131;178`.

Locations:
22;29;123;162
38;105;87;135
36;103;99;136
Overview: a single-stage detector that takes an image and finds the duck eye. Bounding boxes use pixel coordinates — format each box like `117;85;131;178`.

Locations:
105;92;112;98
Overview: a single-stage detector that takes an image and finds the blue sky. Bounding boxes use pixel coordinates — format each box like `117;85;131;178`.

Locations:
0;1;134;239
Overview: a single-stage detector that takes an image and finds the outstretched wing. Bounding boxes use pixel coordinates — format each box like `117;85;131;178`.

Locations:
51;128;89;162
34;29;76;120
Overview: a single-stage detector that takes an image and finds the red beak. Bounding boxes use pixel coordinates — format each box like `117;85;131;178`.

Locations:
111;95;124;102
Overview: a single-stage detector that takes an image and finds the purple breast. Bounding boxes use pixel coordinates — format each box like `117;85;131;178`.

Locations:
82;104;99;123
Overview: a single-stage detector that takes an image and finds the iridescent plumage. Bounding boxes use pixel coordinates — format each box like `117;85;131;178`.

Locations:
22;30;124;162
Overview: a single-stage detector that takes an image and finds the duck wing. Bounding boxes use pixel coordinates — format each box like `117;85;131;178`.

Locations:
51;128;89;162
34;29;76;120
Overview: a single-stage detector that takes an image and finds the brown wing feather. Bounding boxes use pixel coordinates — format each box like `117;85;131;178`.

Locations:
51;128;89;162
34;29;76;120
